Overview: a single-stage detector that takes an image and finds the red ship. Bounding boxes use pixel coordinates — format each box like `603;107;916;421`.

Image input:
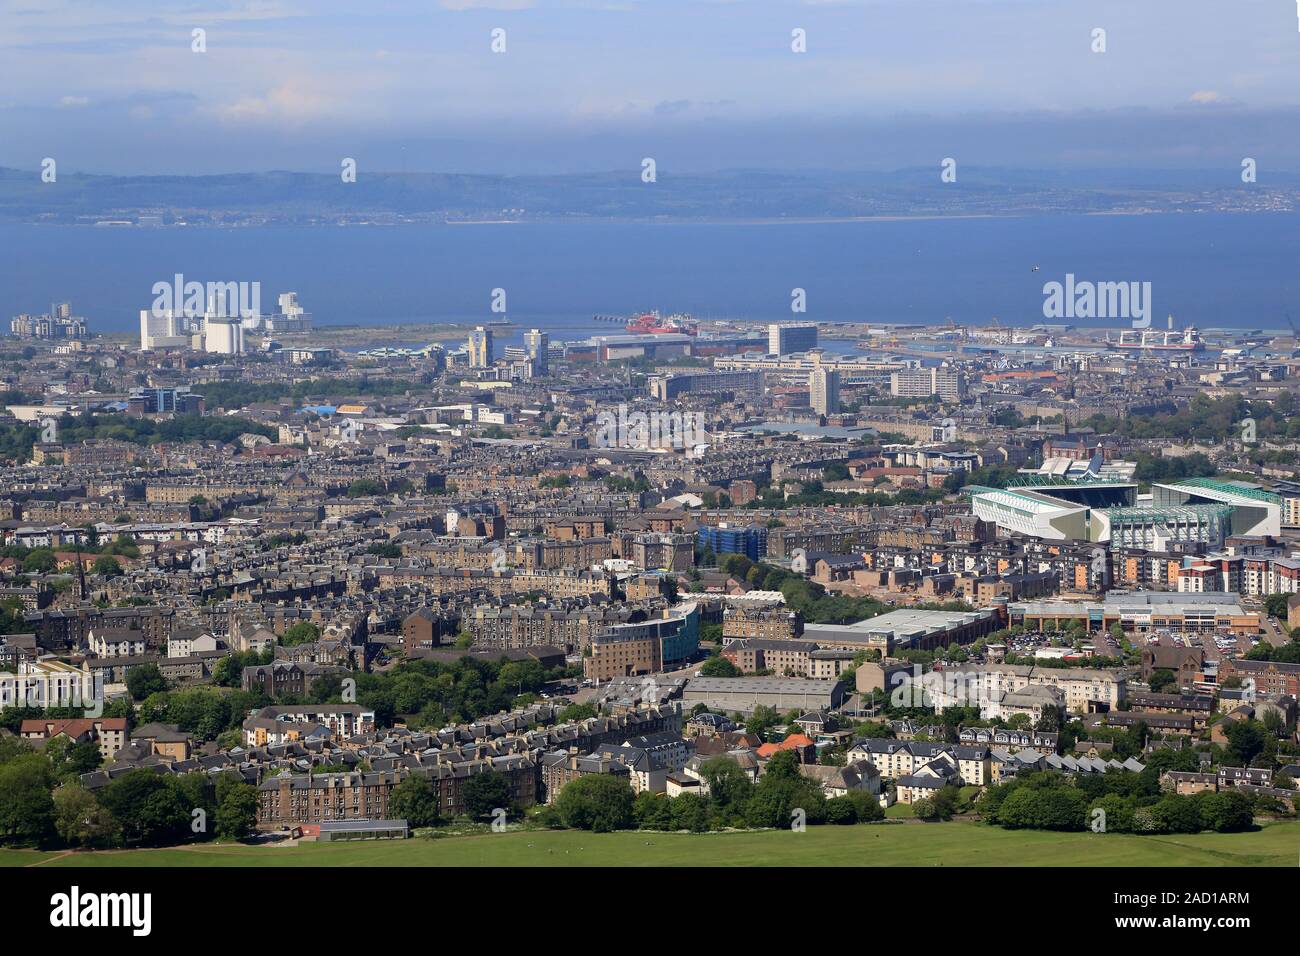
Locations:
625;311;698;335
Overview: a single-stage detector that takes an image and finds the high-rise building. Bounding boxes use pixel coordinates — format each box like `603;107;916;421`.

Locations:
139;309;191;350
890;366;966;401
10;302;87;340
267;292;312;332
523;328;549;375
467;326;494;367
810;360;841;415
768;322;818;356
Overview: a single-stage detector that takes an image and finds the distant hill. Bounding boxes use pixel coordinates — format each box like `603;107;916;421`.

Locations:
0;166;1295;224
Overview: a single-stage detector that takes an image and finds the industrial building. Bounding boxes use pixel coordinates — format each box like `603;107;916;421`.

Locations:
682;676;847;714
802;606;1001;655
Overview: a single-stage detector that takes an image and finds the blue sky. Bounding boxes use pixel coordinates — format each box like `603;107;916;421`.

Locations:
4;0;1300;174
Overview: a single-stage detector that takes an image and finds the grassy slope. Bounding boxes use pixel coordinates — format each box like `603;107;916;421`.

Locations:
3;820;1297;867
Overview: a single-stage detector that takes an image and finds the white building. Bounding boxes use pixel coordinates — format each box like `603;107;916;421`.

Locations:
204;315;244;354
0;658;102;712
1152;478;1282;538
167;630;220;658
810;361;841;415
88;627;147;658
467;326;494;367
890;366;965;400
966;485;1089;541
139;309;190;350
523;328;549;375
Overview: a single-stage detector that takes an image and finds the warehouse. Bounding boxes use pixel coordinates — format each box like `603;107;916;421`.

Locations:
683;676;846;715
802;606;1001;655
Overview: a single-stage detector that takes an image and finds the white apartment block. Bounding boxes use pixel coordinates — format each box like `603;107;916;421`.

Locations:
88;627;147;658
890;366;965;401
923;663;1125;719
0;659;103;712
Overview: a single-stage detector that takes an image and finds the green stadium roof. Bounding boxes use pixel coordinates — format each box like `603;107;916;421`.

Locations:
1170;477;1282;505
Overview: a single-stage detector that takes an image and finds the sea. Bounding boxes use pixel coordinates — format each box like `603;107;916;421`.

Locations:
3;213;1298;348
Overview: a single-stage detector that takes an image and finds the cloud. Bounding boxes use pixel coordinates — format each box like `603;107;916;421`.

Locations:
211;80;339;124
654;99;692;116
1189;90;1224;104
437;0;536;8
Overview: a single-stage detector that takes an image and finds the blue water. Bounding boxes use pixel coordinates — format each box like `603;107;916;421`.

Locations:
3;214;1297;337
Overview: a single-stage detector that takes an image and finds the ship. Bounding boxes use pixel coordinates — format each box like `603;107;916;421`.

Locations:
624;310;698;336
1108;326;1205;351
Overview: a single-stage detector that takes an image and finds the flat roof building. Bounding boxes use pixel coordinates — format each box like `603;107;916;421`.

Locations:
683;676;846;714
803;607;1001;655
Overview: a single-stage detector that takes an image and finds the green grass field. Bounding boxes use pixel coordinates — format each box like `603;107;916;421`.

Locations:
3;820;1297;867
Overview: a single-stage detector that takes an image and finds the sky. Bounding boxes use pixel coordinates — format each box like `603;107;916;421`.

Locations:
4;0;1300;175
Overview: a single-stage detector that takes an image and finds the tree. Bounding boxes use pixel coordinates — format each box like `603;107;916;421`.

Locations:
1153;794;1201;834
1088;793;1136;833
745;771;825;829
764;749;801;782
844;789;884;823
280;622;321;646
21;549;56;573
745;705;781;741
1262;593;1291;620
1223;719;1270;767
347;479;385;498
1199;790;1254;833
558;703;597;723
554;775;635;832
91;555;122;577
929;785;960;821
388;775;441;828
126;663;166;701
669;792;711;832
52;784;119;848
215;782;259;841
825;796;858;824
99;770;191;846
698;756;754;810
462;771;512;821
1147;668;1177;694
632;791;675;830
0;754;55;846
698;655;740;678
45;737;101;778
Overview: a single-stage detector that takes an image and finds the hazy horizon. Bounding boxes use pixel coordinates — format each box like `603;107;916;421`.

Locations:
6;0;1300;175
